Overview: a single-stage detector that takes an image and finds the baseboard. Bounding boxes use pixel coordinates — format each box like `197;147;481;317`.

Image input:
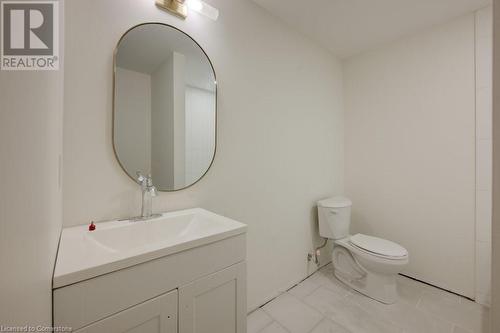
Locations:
399;273;475;302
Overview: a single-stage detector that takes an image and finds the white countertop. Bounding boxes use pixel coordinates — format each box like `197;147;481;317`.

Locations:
53;208;247;288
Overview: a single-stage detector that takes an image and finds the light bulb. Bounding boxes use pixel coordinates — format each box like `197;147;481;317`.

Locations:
187;0;203;11
186;0;219;21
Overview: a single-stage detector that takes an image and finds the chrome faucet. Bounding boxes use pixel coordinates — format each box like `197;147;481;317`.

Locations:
136;171;158;220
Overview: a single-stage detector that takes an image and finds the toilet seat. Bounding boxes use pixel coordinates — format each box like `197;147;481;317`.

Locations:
349;234;408;259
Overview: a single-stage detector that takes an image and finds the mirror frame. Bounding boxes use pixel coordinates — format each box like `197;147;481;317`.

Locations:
112;22;217;191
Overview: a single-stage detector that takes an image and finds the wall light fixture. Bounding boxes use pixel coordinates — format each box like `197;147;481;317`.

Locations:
156;0;219;21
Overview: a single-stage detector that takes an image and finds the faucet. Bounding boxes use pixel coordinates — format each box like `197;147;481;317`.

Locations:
136;171;158;220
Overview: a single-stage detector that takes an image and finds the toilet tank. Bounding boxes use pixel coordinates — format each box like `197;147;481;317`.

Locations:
317;196;352;240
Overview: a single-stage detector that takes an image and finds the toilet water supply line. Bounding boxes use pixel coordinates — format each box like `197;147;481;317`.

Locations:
308;238;328;266
309;238;367;281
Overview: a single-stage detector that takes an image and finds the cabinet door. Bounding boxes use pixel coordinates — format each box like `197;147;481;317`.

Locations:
74;289;177;333
179;262;246;333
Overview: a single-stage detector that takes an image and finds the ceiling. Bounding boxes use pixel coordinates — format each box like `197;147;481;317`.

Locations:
251;0;491;58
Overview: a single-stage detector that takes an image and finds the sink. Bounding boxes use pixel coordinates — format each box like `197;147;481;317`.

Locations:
53;208;247;288
88;210;240;252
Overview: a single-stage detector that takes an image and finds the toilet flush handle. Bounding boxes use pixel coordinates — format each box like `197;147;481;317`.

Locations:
330;209;339;214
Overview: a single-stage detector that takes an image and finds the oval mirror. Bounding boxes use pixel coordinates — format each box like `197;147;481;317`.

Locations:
113;23;216;191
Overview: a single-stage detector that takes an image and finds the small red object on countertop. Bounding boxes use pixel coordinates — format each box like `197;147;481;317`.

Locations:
88;221;96;231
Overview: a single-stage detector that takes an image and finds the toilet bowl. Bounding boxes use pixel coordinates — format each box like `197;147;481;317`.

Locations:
317;197;409;304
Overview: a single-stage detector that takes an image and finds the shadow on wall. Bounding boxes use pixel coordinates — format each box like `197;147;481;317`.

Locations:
308;204;333;274
350;211;376;236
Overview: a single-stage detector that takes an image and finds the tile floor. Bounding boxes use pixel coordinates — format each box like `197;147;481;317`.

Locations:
247;264;490;333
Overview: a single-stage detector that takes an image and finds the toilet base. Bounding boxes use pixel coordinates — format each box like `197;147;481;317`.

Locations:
332;246;398;304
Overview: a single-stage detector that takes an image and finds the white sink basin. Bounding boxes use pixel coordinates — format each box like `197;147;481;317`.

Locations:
53;208;247;288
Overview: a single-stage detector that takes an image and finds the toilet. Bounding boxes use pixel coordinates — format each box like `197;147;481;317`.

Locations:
317;196;409;304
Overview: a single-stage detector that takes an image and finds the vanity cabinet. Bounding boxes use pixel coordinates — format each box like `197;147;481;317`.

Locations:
179;262;246;333
53;232;247;333
73;290;178;333
69;262;246;333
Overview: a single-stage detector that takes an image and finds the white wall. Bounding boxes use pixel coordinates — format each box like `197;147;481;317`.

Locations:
115;67;151;176
63;0;344;310
344;14;476;297
475;5;493;306
0;4;64;326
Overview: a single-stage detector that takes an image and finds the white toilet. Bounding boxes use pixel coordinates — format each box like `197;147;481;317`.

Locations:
317;196;409;304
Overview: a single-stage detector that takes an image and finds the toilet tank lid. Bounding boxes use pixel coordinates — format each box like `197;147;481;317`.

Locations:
317;196;352;208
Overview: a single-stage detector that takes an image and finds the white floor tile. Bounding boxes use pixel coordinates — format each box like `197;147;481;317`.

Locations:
310;318;352;333
319;263;334;275
248;308;274;333
452;326;476;333
306;268;351;297
347;291;452;333
396;275;425;306
259;321;289;333
288;277;321;299
263;293;323;333
417;290;489;333
249;266;490;333
304;287;401;333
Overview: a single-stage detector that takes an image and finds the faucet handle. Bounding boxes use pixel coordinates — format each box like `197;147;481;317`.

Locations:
146;174;153;186
136;171;146;184
150;186;157;197
146;175;157;196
